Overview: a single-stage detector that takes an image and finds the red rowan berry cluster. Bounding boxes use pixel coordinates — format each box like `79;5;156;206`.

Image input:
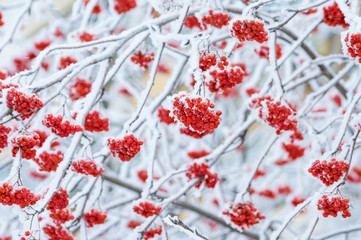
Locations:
157;106;176;125
199;52;217;71
69;78;92;101
317;195;351;218
282;142;305;162
207;66;245;93
323;2;349;28
137;169;148;182
72;160;104;177
347;166;361;183
187;149;210;159
222;201;265;230
258;189;277;199
230;18;268;43
172;94;222;136
179;127;208;138
84;209;107;227
49;209;74;224
255;43;282;60
34;40;51;51
130;51;155;69
58;56;77;70
6;88;44;115
127;220;142;229
11;132;41;159
42;114;84;137
0;182;40;208
33;150;63;172
254;169;266;179
250;96;298;135
0;70;8;80
84;110;109;132
33;130;48;147
79;32;95;42
133;201;162;218
43;224;73;240
144;226;162;240
291;196;306;207
344;32;361;63
83;0;102;14
114;0;137;14
308;158;348;186
184;16;205;30
107;134;143;161
0;125;11;152
186;163;218;188
278;185;292;195
201;10;231;29
47;188;69;211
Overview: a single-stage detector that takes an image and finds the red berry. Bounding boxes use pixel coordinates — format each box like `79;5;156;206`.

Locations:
133;201;162;218
84;209;107;227
107;134;143;161
230;18;268;43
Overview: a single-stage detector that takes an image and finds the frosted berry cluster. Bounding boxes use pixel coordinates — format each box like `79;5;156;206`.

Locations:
114;0;136;14
222;201;265;230
0;182;40;208
179;127;208;138
230;19;268;43
133;201;162;218
79;32;95;42
84;111;109;132
47;188;69;211
50;209;74;224
344;32;361;63
107;134;143;161
157;106;176;125
130;51;155;69
34;150;63;172
207;66;245;93
58;56;77;70
11;132;41;159
317;195;351;218
201;10;231;29
43;224;73;240
291;196;306;207
258;189;277;199
186;163;218;188
0;82;18;97
323;2;349;28
250;96;298;135
69;78;92;101
172;94;222;136
43;114;84;137
72;160;104;177
255;43;282;60
6;88;44;115
199;52;217;71
144;226;162;240
184;16;204;30
308;158;348;186
84;209;107;227
0;125;11;152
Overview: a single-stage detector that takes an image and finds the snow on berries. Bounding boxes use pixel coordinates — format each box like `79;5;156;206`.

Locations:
34;150;63;172
47;187;69;211
84;209;107;227
50;209;74;224
114;0;137;14
323;2;349;28
171;93;222;136
42;114;84;137
72;160;104;177
0;182;40;208
59;56;77;70
107;134;143;161
6;88;44;115
11;132;41;159
184;16;204;30
222;201;265;230
69;78;92;101
343;32;361;63
43;224;73;240
201;10;231;29
157;106;176;125
308;158;348;186
207;66;245;93
133;201;162;218
84;110;109;132
230;18;268;43
291;196;306;207
199;52;217;72
250;96;298;135
317;195;351;218
186;163;218;188
130;51;155;69
0;125;11;152
144;226;162;240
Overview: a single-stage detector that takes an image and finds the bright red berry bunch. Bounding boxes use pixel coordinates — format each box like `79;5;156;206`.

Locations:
144;226;162;240
34;150;63;172
69;78;92;101
72;160;104;177
84;110;109;132
184;16;205;30
43;224;73;240
0;125;11;152
250;96;298;135
308;158;348;186
278;185;292;195
222;201;265;230
130;51;155;69
0;182;40;208
43;114;84;137
79;32;95;42
34;40;51;51
59;56;77;70
201;10;231;29
258;189;277;199
84;209;107;227
255;43;282;60
47;188;69;211
186;163;218;188
172;94;222;136
84;0;102;14
107;134;143;161
207;66;245;93
133;201;162;218
291;196;306;207
6;88;44;115
323;2;349;28
49;209;74;224
199;52;217;71
230;18;268;43
281;142;305;163
317;195;351;218
187;149;210;159
344;32;361;63
114;0;137;14
157;106;176;125
0;82;18;97
11;132;41;159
